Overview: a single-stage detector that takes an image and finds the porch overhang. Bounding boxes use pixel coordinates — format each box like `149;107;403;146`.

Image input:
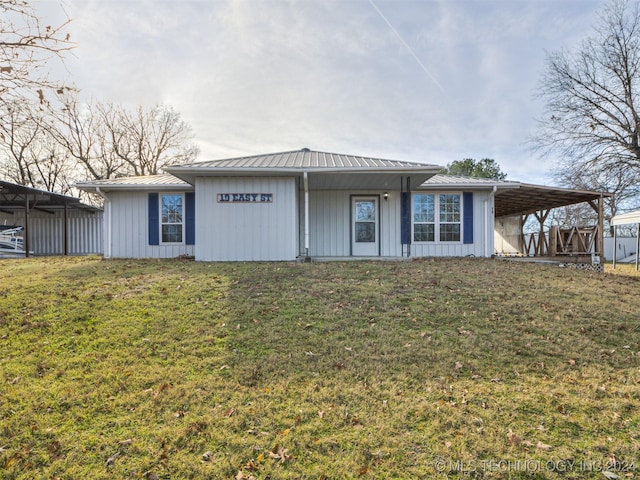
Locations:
164;167;441;191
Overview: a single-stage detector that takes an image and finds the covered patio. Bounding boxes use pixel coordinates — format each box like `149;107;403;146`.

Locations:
494;183;611;262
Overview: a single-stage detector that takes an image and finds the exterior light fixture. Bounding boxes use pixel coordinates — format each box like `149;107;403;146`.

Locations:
383;192;389;201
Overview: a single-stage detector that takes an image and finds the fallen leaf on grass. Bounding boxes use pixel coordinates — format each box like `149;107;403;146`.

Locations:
153;383;170;399
455;361;463;370
358;466;369;476
202;451;212;461
236;471;256;480
507;429;521;446
224;408;236;417
269;444;290;463
536;441;552;451
8;376;20;385
105;452;119;466
118;438;133;446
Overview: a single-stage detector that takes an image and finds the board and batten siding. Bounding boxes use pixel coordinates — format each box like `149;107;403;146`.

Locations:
300;190;403;257
0;209;103;255
107;190;195;258
195;177;297;261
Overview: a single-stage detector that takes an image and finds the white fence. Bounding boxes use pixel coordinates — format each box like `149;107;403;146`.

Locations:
604;237;637;261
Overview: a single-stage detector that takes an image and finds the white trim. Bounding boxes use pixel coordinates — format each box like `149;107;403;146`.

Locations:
412;192;463;244
159;193;186;245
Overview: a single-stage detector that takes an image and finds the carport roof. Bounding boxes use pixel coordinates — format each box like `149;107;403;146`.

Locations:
0;181;101;212
495;183;611;218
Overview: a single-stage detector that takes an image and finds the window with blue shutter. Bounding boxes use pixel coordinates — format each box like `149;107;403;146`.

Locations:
148;193;159;245
185;192;195;245
463;192;473;244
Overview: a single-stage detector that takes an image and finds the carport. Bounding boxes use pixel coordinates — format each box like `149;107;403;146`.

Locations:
0;181;101;257
494;183;611;260
611;210;640;271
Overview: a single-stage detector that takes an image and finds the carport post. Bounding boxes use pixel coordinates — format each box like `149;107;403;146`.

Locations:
613;225;617;269
64;202;69;256
24;193;30;258
636;223;640;271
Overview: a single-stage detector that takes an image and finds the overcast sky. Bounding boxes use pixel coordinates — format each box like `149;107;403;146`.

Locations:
41;0;604;184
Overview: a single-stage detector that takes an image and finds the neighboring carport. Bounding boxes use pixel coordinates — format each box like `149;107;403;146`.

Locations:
494;183;611;259
611;210;640;271
0;181;102;257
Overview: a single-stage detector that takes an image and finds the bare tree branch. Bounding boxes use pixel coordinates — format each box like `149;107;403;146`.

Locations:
531;0;640;222
0;0;74;103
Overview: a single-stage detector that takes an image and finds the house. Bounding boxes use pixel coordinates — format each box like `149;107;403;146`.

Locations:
75;148;607;262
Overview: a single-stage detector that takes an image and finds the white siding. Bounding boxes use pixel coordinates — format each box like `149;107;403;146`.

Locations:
108;190;195;259
300;190;403;257
495;215;523;254
195;177;297;261
0;210;103;255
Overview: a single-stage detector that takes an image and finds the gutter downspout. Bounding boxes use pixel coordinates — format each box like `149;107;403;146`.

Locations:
484;186;497;258
96;187;111;258
303;171;310;261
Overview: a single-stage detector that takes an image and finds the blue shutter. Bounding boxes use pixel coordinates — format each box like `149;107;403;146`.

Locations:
148;193;160;245
401;192;411;245
185;192;195;245
463;192;473;244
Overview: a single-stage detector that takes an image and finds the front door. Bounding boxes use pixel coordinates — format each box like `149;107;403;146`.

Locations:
352;196;379;256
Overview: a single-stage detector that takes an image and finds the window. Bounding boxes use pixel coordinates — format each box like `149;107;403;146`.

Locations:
161;194;184;243
413;194;435;242
413;193;461;243
439;194;461;242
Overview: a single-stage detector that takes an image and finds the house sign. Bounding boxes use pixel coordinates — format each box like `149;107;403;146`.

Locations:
217;193;273;203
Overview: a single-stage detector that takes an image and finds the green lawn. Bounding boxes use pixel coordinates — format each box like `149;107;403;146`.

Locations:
1;256;639;479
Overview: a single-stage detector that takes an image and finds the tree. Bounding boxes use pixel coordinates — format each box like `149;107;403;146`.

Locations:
531;0;640;221
41;93;199;182
0;96;75;193
441;158;507;180
102;103;200;176
0;0;73;103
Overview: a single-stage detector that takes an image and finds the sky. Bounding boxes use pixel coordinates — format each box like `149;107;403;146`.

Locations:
39;0;605;184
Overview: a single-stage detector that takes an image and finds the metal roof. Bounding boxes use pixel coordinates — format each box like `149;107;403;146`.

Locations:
75;173;190;191
0;181;101;212
170;149;440;171
419;174;520;189
611;209;640;226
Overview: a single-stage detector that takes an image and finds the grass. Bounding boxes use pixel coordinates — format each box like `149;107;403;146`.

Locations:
0;256;639;479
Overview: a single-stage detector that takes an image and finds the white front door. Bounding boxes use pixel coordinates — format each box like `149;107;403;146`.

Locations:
352;196;379;256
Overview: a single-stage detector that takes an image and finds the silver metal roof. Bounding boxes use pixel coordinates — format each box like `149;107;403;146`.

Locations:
419;174;520;188
76;174;190;191
170;149;440;170
612;209;640;226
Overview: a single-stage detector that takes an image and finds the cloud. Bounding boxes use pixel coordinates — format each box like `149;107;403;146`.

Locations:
42;0;603;182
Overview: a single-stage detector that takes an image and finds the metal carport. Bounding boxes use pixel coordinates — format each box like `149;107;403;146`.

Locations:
0;181;101;257
611;210;640;271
